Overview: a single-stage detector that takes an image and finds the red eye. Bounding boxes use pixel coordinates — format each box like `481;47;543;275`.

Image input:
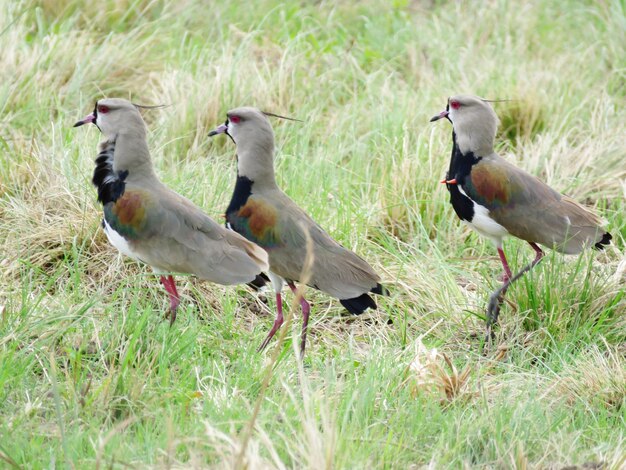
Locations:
450;100;460;110
97;105;110;114
229;115;241;124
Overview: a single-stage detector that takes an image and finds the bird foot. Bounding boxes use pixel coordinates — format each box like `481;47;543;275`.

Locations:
485;289;504;343
257;327;279;352
165;307;177;326
482;326;496;354
257;337;271;352
257;293;285;352
299;330;308;358
160;275;180;326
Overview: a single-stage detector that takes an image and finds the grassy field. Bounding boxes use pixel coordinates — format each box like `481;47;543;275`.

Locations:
1;0;625;467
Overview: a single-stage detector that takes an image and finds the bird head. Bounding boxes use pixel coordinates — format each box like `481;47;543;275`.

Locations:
430;95;499;156
74;98;147;139
208;107;275;147
209;107;280;184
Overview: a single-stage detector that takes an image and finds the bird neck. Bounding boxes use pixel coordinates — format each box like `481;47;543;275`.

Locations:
225;173;253;217
452;122;495;157
235;141;278;190
448;131;482;183
112;132;158;181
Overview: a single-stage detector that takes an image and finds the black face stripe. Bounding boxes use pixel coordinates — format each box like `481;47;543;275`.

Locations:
224;118;236;144
92;101;102;131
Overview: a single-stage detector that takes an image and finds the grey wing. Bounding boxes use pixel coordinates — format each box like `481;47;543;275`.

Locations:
482;160;606;254
136;190;268;284
269;197;380;299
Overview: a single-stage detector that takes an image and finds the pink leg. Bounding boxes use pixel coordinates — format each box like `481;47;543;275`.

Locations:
288;282;311;357
258;292;284;352
486;242;545;341
497;247;513;283
160;275;180;325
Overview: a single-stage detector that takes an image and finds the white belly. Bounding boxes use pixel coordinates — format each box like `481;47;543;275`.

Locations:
103;219;140;260
458;186;509;246
267;271;285;293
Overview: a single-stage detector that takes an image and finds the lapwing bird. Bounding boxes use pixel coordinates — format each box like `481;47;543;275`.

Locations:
74;99;269;324
209;107;386;355
430;95;611;337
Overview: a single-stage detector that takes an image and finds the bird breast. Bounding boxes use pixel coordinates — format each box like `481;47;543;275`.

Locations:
103;219;141;260
457;185;509;245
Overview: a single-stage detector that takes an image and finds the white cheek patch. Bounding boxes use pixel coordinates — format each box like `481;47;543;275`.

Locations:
227;123;237;142
103;219;140;260
458;185;509;246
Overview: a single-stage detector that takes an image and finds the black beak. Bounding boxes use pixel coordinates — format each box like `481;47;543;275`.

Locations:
208;124;228;137
73;112;96;127
430;110;449;122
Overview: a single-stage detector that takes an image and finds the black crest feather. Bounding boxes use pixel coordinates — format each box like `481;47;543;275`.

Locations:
132;103;171;110
261;111;303;122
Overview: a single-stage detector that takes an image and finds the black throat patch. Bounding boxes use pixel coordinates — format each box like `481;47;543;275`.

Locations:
92;141;128;205
225;173;253;219
446;131;482;222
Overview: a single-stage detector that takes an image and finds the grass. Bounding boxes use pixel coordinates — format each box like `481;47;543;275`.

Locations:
1;0;625;467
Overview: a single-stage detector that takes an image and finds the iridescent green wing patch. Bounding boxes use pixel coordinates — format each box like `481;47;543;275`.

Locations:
103;190;149;240
227;197;282;249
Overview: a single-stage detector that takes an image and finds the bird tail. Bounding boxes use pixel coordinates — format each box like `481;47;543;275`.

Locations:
340;294;376;315
339;283;388;315
594;231;612;250
248;272;270;290
370;283;389;296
